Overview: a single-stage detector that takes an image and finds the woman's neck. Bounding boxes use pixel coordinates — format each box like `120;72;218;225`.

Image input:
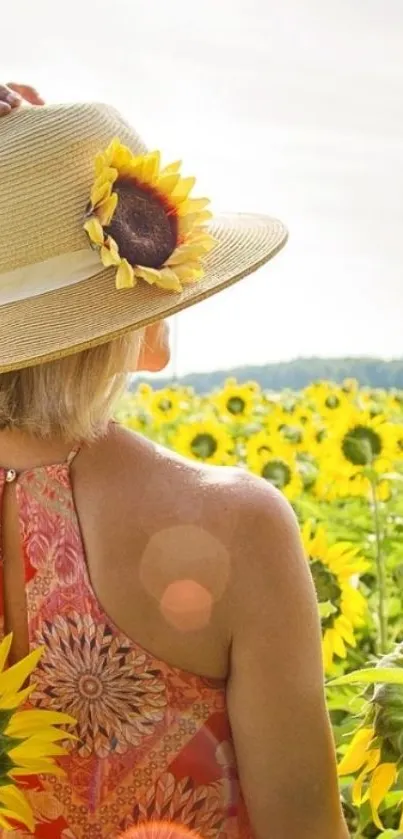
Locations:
0;428;76;471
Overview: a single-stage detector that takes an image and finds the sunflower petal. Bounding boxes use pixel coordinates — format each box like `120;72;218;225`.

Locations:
369;763;397;830
171;263;204;284
154;267;183;292
0;647;43;697
116;260;136;290
101;241;121;268
135;267;161;285
170;176;196;203
10;739;67;760
141;151;161;183
97;192;118;227
338;727;376;776
160;160;182;176
157;173;180;196
0;635;12;674
0;786;34;832
84;218;105;247
6;708;76;738
90;180;112;208
177;210;213;237
177;197;210;216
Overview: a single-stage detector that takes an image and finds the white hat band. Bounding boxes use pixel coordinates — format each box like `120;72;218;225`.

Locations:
0;249;101;306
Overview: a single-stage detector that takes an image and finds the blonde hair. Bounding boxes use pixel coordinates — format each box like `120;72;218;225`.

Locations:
0;331;143;443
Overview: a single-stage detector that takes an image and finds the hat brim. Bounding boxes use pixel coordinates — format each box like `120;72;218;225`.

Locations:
0;213;287;373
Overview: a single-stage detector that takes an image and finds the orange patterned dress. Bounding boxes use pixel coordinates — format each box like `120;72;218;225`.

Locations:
0;442;254;839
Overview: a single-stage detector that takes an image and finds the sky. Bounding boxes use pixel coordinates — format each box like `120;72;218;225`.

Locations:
2;0;403;374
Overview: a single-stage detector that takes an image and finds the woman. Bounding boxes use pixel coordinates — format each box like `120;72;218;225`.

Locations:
0;84;348;838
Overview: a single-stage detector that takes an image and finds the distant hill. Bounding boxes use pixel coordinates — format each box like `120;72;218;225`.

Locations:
130;357;403;393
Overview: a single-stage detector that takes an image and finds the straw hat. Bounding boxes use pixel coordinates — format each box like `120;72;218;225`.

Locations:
0;102;288;373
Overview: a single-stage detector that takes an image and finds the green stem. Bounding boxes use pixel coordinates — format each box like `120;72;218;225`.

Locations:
370;479;388;655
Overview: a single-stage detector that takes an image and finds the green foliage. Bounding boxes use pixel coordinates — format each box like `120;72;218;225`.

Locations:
131;356;403;393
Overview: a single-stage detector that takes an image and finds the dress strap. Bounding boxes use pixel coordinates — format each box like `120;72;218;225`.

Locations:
65;442;82;466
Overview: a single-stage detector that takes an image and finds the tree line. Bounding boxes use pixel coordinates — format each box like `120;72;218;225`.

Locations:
130;357;403;393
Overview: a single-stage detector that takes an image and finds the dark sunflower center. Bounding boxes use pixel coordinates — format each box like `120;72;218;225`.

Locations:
158;399;173;412
261;459;291;488
342;425;382;466
310;559;342;628
282;425;303;444
106;177;177;268
227;396;246;415
191;433;218;459
325;395;340;409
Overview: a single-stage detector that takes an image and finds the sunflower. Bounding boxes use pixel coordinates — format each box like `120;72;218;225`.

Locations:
245;430;276;462
303;381;352;420
338;726;396;831
302;523;369;673
337;645;403;830
247;443;303;500
171;420;234;465
0;635;76;832
149;388;185;425
84;138;216;291
213;382;256;423
321;409;400;496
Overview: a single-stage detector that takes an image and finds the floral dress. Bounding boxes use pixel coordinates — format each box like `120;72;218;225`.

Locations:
0;442;254;839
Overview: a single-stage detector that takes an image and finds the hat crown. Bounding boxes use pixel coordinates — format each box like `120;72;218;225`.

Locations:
0;103;147;274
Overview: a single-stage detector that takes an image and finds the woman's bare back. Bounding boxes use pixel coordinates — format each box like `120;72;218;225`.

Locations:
1;422;233;676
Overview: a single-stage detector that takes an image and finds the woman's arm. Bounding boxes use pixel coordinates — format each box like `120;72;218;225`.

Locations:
227;478;349;839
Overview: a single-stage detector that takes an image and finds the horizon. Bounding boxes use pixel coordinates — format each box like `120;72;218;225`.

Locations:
3;0;403;375
138;352;403;384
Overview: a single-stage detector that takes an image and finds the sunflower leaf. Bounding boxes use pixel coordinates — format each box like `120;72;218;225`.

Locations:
318;601;338;620
328;667;403;687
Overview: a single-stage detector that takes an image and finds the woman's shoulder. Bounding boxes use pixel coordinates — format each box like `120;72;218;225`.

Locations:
93;423;298;560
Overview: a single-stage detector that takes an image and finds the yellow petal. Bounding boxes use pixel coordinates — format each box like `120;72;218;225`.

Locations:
10;760;65;778
352;769;367;805
10;739;67;760
0;635;12;674
177;197;210;216
0;786;34;832
160;160;182;176
171;263;204;284
84;217;104;247
97;192;118;226
177;210;213;237
157;173;180;196
101;244;121;268
135;267;161;285
167;241;214;267
6;708;76;737
0;646;42;697
154;267;183;292
94;152;107;177
141;151;161;183
338;727;376;776
0;808;26;831
0;684;35;711
369;763;397;830
105;138;131;169
90;180;112;208
170;176;196;203
116;259;136;289
332;631;346;659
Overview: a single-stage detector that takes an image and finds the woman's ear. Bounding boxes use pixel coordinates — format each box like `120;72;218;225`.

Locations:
137;321;171;372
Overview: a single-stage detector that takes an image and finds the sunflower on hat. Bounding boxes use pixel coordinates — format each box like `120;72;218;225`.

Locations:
84;138;217;292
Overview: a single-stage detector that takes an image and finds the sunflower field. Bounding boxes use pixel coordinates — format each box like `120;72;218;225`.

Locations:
115;378;403;838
